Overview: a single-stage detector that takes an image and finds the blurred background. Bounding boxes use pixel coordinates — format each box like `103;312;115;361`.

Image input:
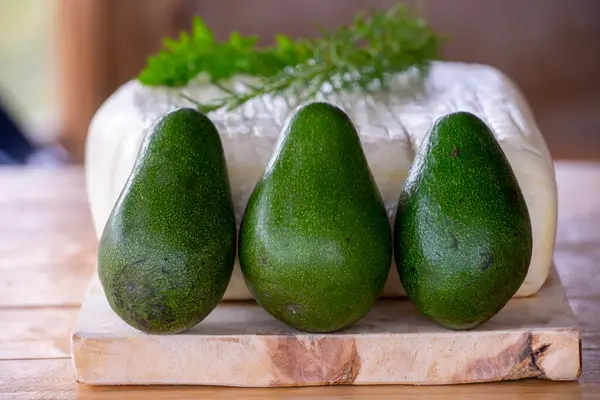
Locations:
0;0;599;164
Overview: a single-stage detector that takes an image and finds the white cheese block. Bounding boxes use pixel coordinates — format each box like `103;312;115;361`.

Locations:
85;61;557;300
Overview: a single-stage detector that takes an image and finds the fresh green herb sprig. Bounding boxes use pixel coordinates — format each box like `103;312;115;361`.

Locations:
138;4;440;113
138;18;311;88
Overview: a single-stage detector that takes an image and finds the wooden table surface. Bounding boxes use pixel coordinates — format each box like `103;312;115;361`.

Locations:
1;162;599;399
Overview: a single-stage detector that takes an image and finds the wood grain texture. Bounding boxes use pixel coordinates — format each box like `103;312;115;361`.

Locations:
0;168;90;204
0;359;75;400
0;163;599;397
71;267;581;386
0;358;587;400
0;308;78;359
568;298;600;350
0;168;98;308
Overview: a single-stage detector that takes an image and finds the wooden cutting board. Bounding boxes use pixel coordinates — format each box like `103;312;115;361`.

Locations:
71;265;580;387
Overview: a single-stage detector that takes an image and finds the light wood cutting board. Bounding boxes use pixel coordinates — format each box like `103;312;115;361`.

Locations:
71;265;580;387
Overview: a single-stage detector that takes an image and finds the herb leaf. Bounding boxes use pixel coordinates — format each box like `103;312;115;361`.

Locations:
138;4;441;112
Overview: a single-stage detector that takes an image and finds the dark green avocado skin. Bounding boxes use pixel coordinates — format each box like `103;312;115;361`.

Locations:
98;108;236;334
394;111;532;330
239;101;392;333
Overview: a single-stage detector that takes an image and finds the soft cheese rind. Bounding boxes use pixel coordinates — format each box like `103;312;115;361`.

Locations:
85;61;557;300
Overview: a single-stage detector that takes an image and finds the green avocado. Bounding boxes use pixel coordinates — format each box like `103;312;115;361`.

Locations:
98;108;236;334
239;101;392;333
394;111;532;330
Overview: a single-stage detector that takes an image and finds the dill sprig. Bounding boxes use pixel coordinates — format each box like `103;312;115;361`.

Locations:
138;4;441;113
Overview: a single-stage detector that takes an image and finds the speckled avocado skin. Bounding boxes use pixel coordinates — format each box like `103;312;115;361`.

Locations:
239;102;392;333
394;111;532;330
98;108;236;334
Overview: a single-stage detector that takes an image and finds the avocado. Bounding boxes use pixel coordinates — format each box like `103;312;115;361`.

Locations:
394;111;532;330
239;102;392;333
98;108;236;334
